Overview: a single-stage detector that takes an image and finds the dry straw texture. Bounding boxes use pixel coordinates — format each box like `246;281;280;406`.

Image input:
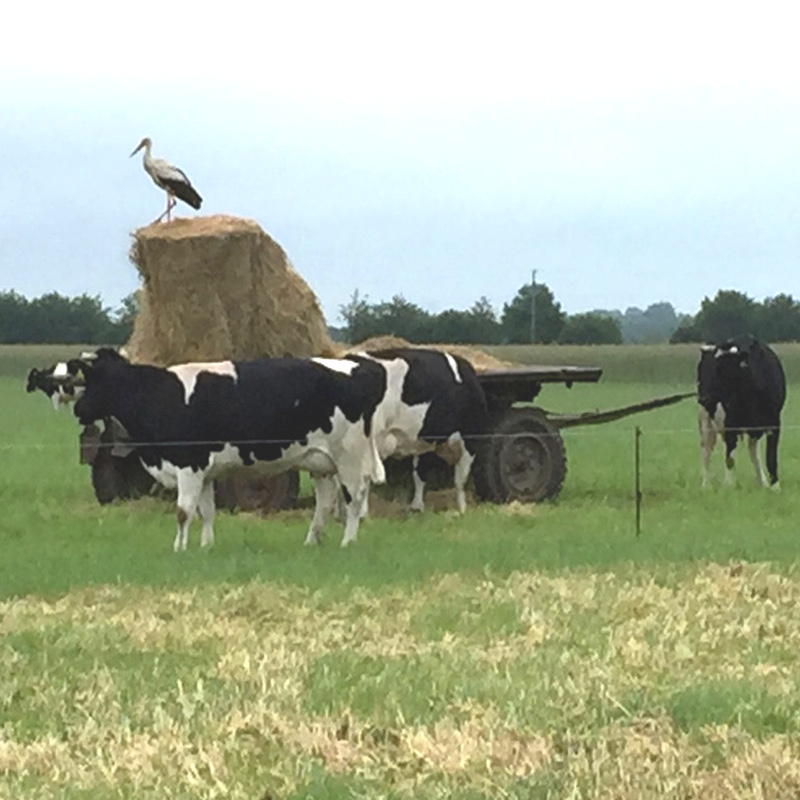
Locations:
4;565;800;797
125;215;335;365
342;335;520;372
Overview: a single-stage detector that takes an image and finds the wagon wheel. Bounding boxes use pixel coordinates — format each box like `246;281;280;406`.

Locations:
88;425;155;504
214;471;300;513
91;448;128;504
473;407;567;503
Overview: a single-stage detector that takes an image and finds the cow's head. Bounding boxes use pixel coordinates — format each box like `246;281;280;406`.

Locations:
71;348;128;425
26;367;49;394
27;362;82;409
713;340;752;391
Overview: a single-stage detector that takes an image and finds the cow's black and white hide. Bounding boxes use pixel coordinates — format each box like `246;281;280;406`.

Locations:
697;338;786;488
69;349;390;550
354;348;490;513
27;362;81;408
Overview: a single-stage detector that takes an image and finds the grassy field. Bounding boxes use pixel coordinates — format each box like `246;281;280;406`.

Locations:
2;343;800;798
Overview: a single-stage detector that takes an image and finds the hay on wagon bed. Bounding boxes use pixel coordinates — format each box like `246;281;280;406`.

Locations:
125;215;335;365
341;336;520;372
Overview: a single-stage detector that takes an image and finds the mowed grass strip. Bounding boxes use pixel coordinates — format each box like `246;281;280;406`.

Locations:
4;566;800;798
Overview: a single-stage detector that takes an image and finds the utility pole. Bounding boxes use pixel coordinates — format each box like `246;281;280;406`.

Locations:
530;269;537;344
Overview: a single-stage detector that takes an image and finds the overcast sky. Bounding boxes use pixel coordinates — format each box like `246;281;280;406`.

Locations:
2;1;798;325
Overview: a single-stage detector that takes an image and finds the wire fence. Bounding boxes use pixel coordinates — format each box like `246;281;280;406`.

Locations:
3;419;794;542
1;420;795;451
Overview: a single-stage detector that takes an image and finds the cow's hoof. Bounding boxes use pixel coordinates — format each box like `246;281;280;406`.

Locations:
770;482;781;492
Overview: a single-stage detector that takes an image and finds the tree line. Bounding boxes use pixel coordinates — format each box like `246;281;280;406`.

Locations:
338;285;628;345
340;284;800;346
0;291;136;344
1;285;798;346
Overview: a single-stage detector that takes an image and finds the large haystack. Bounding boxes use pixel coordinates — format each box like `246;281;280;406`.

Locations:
342;336;519;372
125;215;335;365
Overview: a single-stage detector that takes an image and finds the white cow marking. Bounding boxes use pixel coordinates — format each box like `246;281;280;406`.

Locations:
444;352;463;383
313;357;359;375
169;361;237;403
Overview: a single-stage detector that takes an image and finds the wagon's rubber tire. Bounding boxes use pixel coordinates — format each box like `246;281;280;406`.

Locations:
89;436;154;504
472;407;567;503
91;449;127;504
214;471;300;513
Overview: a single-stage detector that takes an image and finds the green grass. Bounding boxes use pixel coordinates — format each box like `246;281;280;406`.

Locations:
3;343;800;798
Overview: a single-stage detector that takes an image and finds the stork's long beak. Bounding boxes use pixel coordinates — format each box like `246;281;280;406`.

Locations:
130;139;146;157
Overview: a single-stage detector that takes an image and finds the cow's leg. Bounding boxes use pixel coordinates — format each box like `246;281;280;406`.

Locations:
747;435;768;487
453;449;475;514
175;469;204;551
336;471;367;547
723;431;738;486
765;427;781;490
341;483;367;547
410;455;426;512
698;408;716;487
198;480;216;548
305;475;337;545
358;479;370;519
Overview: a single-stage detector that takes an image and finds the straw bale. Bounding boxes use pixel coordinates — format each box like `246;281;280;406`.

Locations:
343;337;519;372
125;215;335;365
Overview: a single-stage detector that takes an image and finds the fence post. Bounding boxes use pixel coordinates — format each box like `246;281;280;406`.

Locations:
634;426;642;537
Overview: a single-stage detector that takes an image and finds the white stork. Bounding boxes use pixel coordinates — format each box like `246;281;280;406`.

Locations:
130;137;203;223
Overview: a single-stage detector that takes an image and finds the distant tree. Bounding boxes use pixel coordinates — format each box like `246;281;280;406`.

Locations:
756;294;800;342
338;291;433;343
432;297;502;344
500;282;566;343
433;309;475;344
327;326;348;343
0;290;139;344
465;296;503;344
0;291;29;343
20;293;115;344
670;320;702;343
692;290;759;343
114;292;138;329
622;302;680;343
104;292;139;344
371;295;433;342
339;289;377;344
558;312;622;345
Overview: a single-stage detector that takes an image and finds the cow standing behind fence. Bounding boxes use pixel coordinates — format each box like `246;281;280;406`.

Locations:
27;362;82;409
356;347;490;513
67;349;390;550
697;338;786;488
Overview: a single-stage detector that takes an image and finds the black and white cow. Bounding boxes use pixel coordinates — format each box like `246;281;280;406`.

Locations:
27;362;82;408
697;338;786;488
68;349;390;550
357;347;490;512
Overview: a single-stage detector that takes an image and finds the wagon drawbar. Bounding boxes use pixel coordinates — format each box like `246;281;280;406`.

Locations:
470;365;694;504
